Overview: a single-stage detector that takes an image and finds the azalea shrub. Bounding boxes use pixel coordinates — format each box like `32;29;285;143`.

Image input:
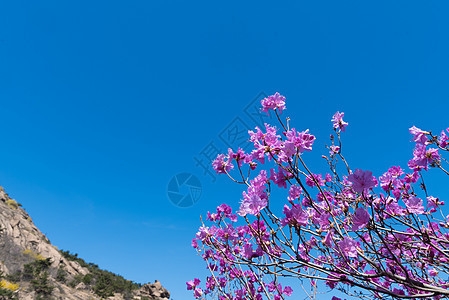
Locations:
188;93;449;300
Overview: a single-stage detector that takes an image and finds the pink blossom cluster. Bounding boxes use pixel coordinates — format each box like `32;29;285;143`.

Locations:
189;93;449;299
261;92;286;113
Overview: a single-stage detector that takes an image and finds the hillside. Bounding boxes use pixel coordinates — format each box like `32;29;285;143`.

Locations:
0;186;170;300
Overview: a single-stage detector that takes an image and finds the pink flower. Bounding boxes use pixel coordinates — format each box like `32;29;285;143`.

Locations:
322;231;333;247
385;197;405;217
404;171;419;183
392;288;405;296
229;148;246;167
439;128;449;147
329;145;340;155
306;173;324;188
427;196;444;213
270;167;290;189
282;140;296;158
283;286;293;296
429;268;438;277
348;169;376;193
286;128;316;153
187;278;201;290
242;243;263;259
409;126;428;144
261;92;286;113
407;144;439;171
237;193;267;216
287;185;302;201
281;204;309;227
195;226;210;242
352;207;370;231
238;171;269;216
331;111;348;132
426;148;440;161
427;196;439;210
296;129;316;152
194;287;203;298
404;196;425;214
338;236;358;258
212;153;234;174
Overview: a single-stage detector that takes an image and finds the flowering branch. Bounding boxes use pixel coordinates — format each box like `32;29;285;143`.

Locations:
188;93;449;300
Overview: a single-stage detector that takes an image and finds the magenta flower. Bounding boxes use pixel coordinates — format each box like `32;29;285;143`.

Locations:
322;231;333;247
427;196;438;210
281;204;309;227
187;278;201;290
427;196;444;213
312;210;330;229
286;128;316;153
426;148;440;161
404;171;419;183
237;170;269;216
388;166;404;177
287;185;302;201
250;148;265;165
206;276;216;290
385;197;405;217
282;140;296;158
404;196;425;214
409;126;428;144
408;144;427;170
439;128;449;147
229;147;246;167
267;281;277;292
194;287;203;298
237;193;267;216
263;123;281;147
248;126;264;145
242;243;263;259
269;167;288;189
296;129;316;152
195;226;210;242
338;236;358;258
392;288;405;296
331;111;348;132
379;166;403;192
212;153;234;174
429;268;438;277
206;211;218;221
217;203;232;216
408;144;440;171
348;169;376;193
378;172;393;192
283;286;293;296
261;92;286;113
352;207;370;231
306;173;325;188
329;145;340;155
216;224;238;242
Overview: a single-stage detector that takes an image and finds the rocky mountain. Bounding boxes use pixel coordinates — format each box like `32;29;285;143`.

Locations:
0;186;170;300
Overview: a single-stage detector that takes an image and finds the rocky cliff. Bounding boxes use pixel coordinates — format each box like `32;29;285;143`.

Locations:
0;186;170;300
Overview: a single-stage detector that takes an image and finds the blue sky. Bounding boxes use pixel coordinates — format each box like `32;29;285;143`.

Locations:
0;1;449;299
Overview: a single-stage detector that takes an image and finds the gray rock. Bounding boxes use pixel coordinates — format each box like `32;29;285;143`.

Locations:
138;280;171;300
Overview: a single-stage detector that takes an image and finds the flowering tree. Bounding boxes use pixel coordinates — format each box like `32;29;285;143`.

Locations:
187;93;449;300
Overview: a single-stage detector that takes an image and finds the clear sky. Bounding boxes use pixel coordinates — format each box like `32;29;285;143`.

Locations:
1;1;449;299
